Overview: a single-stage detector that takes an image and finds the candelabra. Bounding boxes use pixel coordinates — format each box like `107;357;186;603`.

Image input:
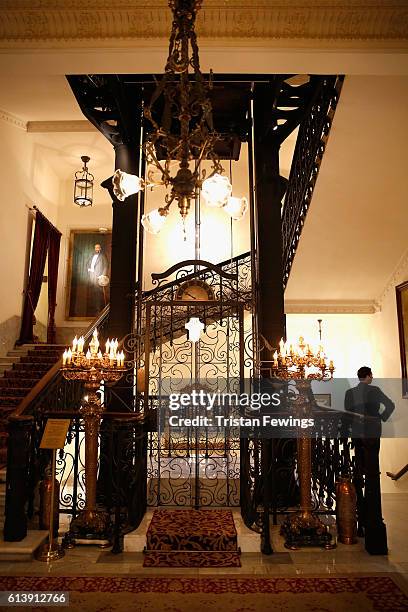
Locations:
61;329;125;541
271;337;335;549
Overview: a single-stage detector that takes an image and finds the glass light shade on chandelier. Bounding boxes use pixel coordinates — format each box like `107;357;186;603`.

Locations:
201;173;232;208
141;208;168;235
112;169;144;202
223;196;248;221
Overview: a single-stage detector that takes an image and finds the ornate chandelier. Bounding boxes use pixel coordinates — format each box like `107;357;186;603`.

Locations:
111;0;247;234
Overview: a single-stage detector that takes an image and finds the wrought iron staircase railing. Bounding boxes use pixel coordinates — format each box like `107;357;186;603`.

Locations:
3;250;252;544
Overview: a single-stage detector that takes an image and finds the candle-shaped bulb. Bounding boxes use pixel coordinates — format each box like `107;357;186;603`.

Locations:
86;349;91;363
89;328;99;355
72;335;78;352
67;348;72;364
105;339;110;355
273;350;278;366
279;338;284;353
120;351;125;367
62;350;68;366
98;351;103;361
78;336;85;353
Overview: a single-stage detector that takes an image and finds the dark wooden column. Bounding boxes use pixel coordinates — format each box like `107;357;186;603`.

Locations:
3;416;33;541
108;143;140;343
253;81;288;554
253;80;287;357
362;440;388;555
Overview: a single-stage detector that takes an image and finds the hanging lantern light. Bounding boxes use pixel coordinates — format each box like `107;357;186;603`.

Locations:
74;156;94;207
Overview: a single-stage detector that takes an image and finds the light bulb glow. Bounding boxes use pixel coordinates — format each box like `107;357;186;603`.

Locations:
112;169;144;201
141;209;167;234
201;173;232;207
223;196;248;220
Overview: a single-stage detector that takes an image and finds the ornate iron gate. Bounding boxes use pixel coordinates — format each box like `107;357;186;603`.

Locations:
141;259;250;507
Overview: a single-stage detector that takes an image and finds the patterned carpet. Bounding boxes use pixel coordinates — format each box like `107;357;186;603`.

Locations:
143;508;241;567
0;344;63;465
0;575;407;611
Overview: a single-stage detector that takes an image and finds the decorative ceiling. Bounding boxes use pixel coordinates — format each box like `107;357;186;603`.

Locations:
0;1;407;49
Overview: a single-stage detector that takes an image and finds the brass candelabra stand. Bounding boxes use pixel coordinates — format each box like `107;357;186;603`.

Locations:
271;337;336;549
61;330;125;542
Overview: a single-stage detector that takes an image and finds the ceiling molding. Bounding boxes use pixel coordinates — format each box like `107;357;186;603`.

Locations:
376;246;408;307
284;299;380;314
0;1;407;49
27;120;97;133
0;108;26;130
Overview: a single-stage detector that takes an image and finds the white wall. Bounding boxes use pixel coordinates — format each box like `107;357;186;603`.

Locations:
0;122;59;355
286;313;378;378
374;256;408;493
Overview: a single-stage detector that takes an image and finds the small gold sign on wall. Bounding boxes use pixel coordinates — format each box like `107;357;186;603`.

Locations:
40;419;71;450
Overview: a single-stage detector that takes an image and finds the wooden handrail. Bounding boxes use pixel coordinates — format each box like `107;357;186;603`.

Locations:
11;303;110;418
386;464;408;481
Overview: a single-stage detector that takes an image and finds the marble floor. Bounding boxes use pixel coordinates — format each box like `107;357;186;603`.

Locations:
0;493;407;580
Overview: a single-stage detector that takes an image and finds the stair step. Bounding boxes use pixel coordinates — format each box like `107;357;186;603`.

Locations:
0;530;48;562
4;370;43;379
0;378;39;389
0;360;14;367
7;349;28;357
12;363;50;372
0;397;21;407
20;356;57;364
0;388;27;398
28;349;61;357
21;344;66;349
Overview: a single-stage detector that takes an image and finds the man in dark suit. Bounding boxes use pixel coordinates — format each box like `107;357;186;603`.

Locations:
345;366;395;437
86;243;108;315
345;366;394;554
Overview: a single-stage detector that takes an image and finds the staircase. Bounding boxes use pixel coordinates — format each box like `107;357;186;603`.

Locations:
0;344;64;467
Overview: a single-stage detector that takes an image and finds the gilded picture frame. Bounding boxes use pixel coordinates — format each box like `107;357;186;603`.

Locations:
65;229;112;321
396;280;408;398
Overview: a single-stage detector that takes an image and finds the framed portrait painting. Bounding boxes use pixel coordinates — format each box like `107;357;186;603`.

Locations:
66;230;112;320
396;280;408;398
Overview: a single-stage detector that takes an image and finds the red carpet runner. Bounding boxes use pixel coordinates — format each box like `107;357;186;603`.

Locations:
0;575;407;611
143;508;241;567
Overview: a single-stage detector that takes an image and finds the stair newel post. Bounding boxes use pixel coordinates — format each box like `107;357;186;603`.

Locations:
3;415;34;541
